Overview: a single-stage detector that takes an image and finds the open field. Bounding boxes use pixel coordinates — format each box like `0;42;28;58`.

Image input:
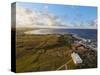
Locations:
15;28;97;72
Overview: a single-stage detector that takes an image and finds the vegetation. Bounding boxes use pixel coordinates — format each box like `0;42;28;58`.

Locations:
15;28;97;72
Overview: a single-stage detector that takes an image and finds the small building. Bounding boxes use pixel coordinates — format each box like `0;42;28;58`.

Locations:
71;52;83;64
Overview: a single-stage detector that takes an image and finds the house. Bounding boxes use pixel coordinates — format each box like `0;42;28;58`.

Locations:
71;52;83;64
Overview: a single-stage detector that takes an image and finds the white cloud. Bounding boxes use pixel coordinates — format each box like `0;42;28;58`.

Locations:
16;6;69;28
88;19;97;29
16;6;97;29
93;19;97;28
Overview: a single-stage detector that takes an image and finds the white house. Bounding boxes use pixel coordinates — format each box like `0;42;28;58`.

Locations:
71;52;83;64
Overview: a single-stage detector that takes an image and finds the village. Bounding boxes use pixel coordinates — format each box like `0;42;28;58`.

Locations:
16;31;97;72
56;34;97;70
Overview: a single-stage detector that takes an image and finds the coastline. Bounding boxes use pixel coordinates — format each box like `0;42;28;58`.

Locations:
24;29;97;51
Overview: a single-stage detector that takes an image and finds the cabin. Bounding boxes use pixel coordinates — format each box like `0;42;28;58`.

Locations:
71;52;83;64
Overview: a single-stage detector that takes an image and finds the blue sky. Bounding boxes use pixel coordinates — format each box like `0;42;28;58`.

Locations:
16;2;97;29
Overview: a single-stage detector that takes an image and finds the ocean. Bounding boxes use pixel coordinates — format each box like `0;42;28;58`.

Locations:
25;28;97;40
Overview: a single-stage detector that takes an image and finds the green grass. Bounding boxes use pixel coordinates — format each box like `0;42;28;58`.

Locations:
15;28;97;72
16;30;74;72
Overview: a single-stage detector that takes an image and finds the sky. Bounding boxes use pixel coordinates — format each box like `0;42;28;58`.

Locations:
15;2;97;29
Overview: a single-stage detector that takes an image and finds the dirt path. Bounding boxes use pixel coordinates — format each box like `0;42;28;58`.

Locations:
56;59;72;70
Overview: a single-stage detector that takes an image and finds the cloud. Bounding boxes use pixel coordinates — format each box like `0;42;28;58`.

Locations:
92;19;97;28
88;19;97;29
16;6;69;28
16;6;97;29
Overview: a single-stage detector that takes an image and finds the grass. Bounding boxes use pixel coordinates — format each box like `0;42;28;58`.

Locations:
16;29;74;72
15;28;97;72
